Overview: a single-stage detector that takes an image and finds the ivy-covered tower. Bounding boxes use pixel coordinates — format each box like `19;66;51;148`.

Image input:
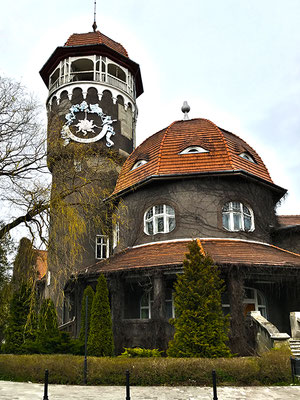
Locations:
39;24;143;313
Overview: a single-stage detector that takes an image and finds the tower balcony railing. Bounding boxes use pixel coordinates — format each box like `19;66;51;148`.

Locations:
49;71;135;99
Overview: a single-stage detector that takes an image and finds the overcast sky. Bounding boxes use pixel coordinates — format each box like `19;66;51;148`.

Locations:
1;0;299;217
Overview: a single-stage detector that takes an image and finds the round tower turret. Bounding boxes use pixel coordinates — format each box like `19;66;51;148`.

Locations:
40;28;143;315
40;29;143;169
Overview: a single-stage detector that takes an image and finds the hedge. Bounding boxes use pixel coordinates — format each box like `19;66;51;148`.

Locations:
0;348;294;386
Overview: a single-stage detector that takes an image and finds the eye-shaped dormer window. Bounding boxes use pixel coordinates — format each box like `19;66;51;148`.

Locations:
131;160;148;170
239;152;255;163
179;146;208;154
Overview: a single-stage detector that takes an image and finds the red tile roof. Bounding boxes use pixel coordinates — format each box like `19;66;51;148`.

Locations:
65;31;128;58
113;119;274;196
35;250;48;280
278;215;300;226
80;238;300;276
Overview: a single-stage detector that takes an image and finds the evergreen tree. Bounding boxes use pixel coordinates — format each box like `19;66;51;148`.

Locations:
79;285;94;345
0;225;14;343
12;237;36;290
37;298;61;353
3;284;31;353
167;240;231;358
88;274;114;356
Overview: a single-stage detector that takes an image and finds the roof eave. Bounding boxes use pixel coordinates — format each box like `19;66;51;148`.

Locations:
39;44;143;97
109;170;287;201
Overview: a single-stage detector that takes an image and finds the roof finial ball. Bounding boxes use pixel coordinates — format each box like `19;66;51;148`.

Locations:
181;101;190;121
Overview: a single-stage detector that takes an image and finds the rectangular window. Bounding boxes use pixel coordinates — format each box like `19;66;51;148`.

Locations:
165;287;175;319
140;291;153;319
95;235;109;259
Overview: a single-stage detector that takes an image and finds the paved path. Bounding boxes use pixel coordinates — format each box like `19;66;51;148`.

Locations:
0;381;299;399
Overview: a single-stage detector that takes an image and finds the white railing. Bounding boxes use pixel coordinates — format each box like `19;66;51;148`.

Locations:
49;71;134;98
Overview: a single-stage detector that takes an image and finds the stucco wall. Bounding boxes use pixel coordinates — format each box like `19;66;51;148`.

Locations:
115;176;278;251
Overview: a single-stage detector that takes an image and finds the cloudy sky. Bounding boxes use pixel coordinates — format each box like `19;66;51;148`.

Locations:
1;0;299;216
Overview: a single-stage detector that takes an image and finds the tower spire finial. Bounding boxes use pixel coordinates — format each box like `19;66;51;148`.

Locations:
181;101;190;120
92;0;97;32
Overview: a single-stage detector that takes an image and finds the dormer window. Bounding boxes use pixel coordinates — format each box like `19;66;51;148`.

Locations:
131;160;148;170
239;152;255;163
179;146;208;154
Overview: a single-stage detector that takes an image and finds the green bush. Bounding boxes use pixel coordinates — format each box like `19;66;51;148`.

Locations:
79;286;94;345
2;284;32;354
88;274;114;357
119;347;163;358
0;348;293;386
167;241;231;358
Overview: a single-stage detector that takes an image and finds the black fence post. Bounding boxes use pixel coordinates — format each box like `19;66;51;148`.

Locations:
84;295;88;385
126;370;130;400
43;369;49;400
212;369;218;400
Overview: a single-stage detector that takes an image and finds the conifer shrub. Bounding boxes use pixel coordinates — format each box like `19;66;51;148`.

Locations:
2;284;32;354
167;240;231;358
35;298;71;354
78;286;94;346
88;274;114;356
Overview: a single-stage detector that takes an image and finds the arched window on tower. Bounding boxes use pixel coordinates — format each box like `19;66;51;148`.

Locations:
70;58;94;82
107;63;127;93
49;67;60;90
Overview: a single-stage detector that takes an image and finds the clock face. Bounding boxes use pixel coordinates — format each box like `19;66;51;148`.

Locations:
61;101;117;147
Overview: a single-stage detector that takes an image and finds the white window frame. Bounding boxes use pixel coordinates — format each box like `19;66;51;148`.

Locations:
165;289;175;319
112;222;120;249
131;159;148;170
222;287;267;318
140;291;153;319
144;205;176;235
244;287;267;318
95;235;109;260
239;152;255;163
179;146;208;154
222;201;254;232
74;160;82;172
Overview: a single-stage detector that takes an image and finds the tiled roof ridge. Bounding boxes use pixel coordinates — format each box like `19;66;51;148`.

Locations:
156;121;177;174
130;237;300;258
79;236;300;276
196;238;206;256
64;30;128;57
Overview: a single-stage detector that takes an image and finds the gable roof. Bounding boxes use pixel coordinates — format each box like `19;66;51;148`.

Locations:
65;31;128;58
113;119;283;197
79;238;300;276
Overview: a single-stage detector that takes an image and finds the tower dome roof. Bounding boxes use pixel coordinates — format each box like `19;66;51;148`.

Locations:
113;118;283;197
64;30;128;58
